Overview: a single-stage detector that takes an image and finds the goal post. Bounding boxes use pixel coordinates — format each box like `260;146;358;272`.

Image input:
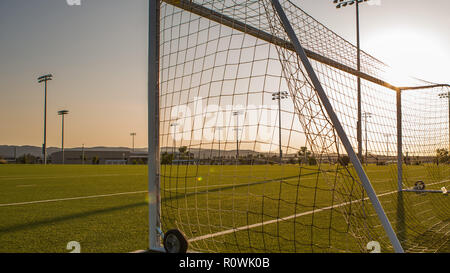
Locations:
148;0;163;252
149;0;450;253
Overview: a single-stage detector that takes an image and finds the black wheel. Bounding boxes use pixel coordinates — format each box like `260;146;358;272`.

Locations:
414;181;426;191
163;229;188;253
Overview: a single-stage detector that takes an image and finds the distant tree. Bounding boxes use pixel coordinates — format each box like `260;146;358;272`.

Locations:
161;152;174;165
92;156;100;165
308;156;317;166
178;146;187;154
79;155;87;163
338;156;350;167
436;149;449;164
17;154;37;164
298;147;312;165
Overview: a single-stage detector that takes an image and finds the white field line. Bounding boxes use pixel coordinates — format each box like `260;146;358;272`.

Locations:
0;190;147;208
188;179;450;243
0;173;145;181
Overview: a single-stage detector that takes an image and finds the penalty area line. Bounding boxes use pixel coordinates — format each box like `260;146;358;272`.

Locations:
0;190;147;207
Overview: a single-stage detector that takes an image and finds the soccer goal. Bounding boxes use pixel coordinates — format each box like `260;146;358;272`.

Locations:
148;0;450;253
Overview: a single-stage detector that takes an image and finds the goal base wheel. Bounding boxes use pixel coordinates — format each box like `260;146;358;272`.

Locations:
414;181;426;192
163;229;188;253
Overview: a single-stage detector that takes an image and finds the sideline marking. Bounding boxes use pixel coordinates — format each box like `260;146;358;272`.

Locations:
0;191;147;207
0;173;145;181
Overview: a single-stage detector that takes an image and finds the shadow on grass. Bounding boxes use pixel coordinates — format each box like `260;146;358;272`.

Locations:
0;202;147;234
405;218;450;253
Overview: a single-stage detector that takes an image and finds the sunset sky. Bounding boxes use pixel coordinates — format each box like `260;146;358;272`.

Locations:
1;0;449;149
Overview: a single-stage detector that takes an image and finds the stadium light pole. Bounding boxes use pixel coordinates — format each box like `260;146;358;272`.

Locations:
438;91;450;152
215;127;224;159
58;110;69;165
385;134;392;159
272;91;289;165
130;132;137;152
82;144;85;165
170;123;178;156
37;74;53;165
333;0;371;162
363;112;372;165
233;111;243;161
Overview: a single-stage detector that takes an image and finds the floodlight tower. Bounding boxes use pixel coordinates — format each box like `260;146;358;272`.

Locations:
37;74;53;165
233;111;243;160
81;144;85;165
273;91;289;165
58;110;69;165
130;132;137;152
439;91;450;152
215;127;224;159
170;123;178;156
363;112;372;165
332;0;371;162
385;134;392;159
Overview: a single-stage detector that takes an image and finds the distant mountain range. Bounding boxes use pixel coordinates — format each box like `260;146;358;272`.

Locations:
0;145;290;159
0;145;147;158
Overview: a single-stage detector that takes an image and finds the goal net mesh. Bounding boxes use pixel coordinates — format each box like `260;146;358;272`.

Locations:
157;0;450;253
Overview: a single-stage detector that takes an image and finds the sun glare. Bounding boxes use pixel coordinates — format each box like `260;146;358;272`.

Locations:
366;27;448;84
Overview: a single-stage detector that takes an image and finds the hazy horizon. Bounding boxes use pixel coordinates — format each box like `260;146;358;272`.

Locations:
1;0;449;149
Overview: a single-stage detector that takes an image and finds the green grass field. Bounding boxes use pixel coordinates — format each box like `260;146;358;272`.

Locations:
0;165;148;253
0;164;449;253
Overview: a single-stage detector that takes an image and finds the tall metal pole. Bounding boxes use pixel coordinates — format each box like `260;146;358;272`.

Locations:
170;123;178;156
44;80;48;165
438;91;450;153
149;0;162;251
365;112;368;165
273;91;288;165
397;90;403;192
215;127;223;159
58;110;69;165
233;111;242;161
278;93;282;165
271;0;404;253
396;88;405;244
130;132;136;152
356;1;363;163
236;115;239;160
62;114;65;164
82;144;85;165
363;112;372;166
385;134;391;159
38;74;53;165
333;0;367;161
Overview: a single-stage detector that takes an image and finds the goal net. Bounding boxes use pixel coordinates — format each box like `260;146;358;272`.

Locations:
154;0;450;253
